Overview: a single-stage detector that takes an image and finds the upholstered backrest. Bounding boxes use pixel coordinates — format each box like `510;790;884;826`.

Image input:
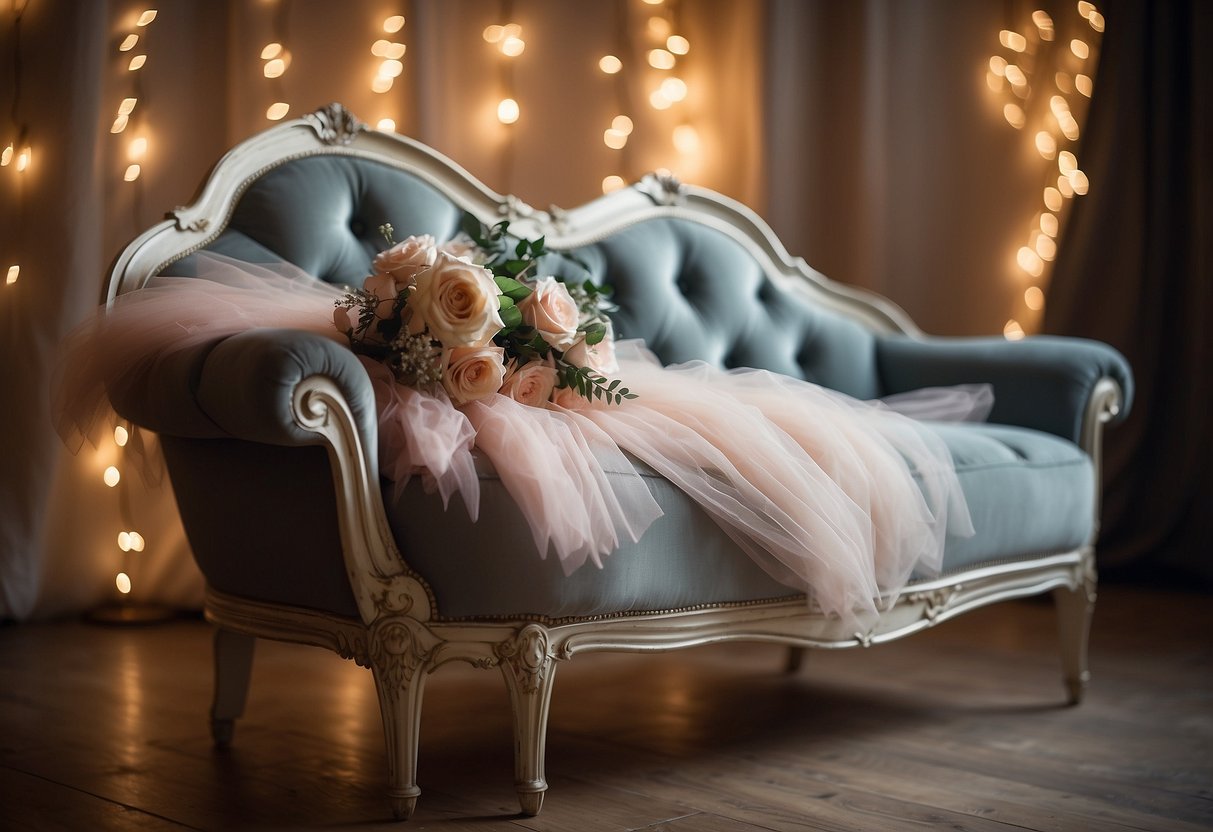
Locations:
173;155;882;400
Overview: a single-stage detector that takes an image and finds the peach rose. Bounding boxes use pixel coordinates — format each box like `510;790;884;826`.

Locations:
438;236;483;263
363;272;403;321
549;384;590;411
562;323;619;374
408;252;505;348
441;345;506;405
518;276;580;351
499;359;558;408
373;234;437;287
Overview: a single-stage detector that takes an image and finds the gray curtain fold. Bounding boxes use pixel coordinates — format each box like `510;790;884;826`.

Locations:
1044;0;1212;581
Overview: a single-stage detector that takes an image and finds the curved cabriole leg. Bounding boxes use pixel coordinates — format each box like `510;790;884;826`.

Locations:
498;624;557;817
369;619;433;821
1053;562;1097;705
784;646;808;674
210;628;255;747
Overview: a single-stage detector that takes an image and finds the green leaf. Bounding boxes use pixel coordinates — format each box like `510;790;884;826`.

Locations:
494;276;532;301
581;322;606;345
531;236;546;255
515;238;529;257
504;259;529;275
499;303;523;329
460;212;482;240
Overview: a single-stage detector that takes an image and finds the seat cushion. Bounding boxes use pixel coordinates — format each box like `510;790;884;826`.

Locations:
388;422;1094;621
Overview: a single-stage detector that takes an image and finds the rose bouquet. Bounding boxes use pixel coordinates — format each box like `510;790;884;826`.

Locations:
333;214;635;408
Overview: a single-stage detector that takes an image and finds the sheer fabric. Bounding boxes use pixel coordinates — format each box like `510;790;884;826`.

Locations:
55;254;986;621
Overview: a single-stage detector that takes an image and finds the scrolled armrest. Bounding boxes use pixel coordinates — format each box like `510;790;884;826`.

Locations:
875;335;1133;444
192;328;377;452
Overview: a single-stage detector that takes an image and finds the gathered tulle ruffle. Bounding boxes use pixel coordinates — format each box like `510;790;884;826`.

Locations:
53;253;989;622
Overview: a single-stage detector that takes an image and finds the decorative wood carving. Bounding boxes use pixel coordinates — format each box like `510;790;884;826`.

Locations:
304;102;365;146
496;624;554;694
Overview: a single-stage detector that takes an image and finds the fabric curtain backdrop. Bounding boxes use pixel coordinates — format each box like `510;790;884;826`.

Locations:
1043;0;1213;583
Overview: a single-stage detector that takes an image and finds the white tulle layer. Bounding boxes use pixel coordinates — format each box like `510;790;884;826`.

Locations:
56;253;989;621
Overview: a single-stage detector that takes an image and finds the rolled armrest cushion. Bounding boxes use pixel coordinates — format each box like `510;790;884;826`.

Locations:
193;328;377;452
876;335;1134;443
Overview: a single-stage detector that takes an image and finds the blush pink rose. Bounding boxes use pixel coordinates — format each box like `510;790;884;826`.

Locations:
438;236;482;263
499;359;558;408
549;384;590;410
518;276;580;351
373;234;438;287
408;252;505;348
333;305;358;337
363;272;403;321
562;323;619;374
441;345;506;406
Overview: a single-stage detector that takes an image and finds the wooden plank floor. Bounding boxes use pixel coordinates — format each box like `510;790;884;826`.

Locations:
1;585;1210;831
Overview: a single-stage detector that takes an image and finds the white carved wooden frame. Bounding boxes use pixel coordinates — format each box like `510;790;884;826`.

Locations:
109;104;1122;821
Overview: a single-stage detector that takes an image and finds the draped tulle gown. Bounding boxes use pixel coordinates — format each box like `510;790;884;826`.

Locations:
55;254;991;622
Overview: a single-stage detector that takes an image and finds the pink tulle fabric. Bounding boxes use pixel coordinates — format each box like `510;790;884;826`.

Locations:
55;253;988;621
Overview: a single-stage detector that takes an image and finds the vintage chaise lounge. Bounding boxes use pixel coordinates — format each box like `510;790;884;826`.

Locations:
105;104;1132;820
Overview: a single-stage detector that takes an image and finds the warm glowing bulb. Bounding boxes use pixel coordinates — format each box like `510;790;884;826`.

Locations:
128;137;147;160
1075;74;1093;97
497;98;519;124
1049;95;1069;118
1059;117;1080;141
1044;187;1063;212
501;36;525;57
379;59;403;78
1055;72;1073;93
667;35;690;55
261;42;283;60
128;54;146;71
1036;235;1057;261
123;163;140;181
1040;212;1058;237
482;24;504;43
376;118;396;132
661;77;688;102
999;30;1027;52
672;124;700;155
119;97;137;115
611;115;634;135
1034;131;1056;159
602;175;626;194
128;531;145;552
116;573;132;594
1025;286;1045;310
1004;65;1026;86
648;49;675;70
266;102;290;121
104;466;121;487
1058;150;1077;175
599;55;622;74
136;9;157;27
1071;39;1089;60
371;39;390;57
1032;10;1055;39
986;71;1004;92
15;147;30;172
1069;169;1089;195
383;42;406;60
0;143;11;165
989;56;1007;76
649;89;672;110
1003;103;1025;129
1077;1;1095;18
1017;246;1044;276
642;0;664;4
604;128;628;150
119;34;138;52
1057;174;1075;198
647;17;672;39
264;58;286;78
1089;11;1105;31
114;425;129;446
1003;320;1026;341
371;75;394;93
118;531;131;552
111;115;129;133
384;15;405;33
5;265;18;285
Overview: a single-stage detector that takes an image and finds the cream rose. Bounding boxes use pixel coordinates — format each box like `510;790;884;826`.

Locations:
441;345;506;406
373;234;437;286
562;322;619;374
499;359;558;408
518;276;580;351
408;252;505;348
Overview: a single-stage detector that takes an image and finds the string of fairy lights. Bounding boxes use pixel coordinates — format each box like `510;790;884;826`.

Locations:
3;0;31;288
106;7;161;601
987;1;1104;340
